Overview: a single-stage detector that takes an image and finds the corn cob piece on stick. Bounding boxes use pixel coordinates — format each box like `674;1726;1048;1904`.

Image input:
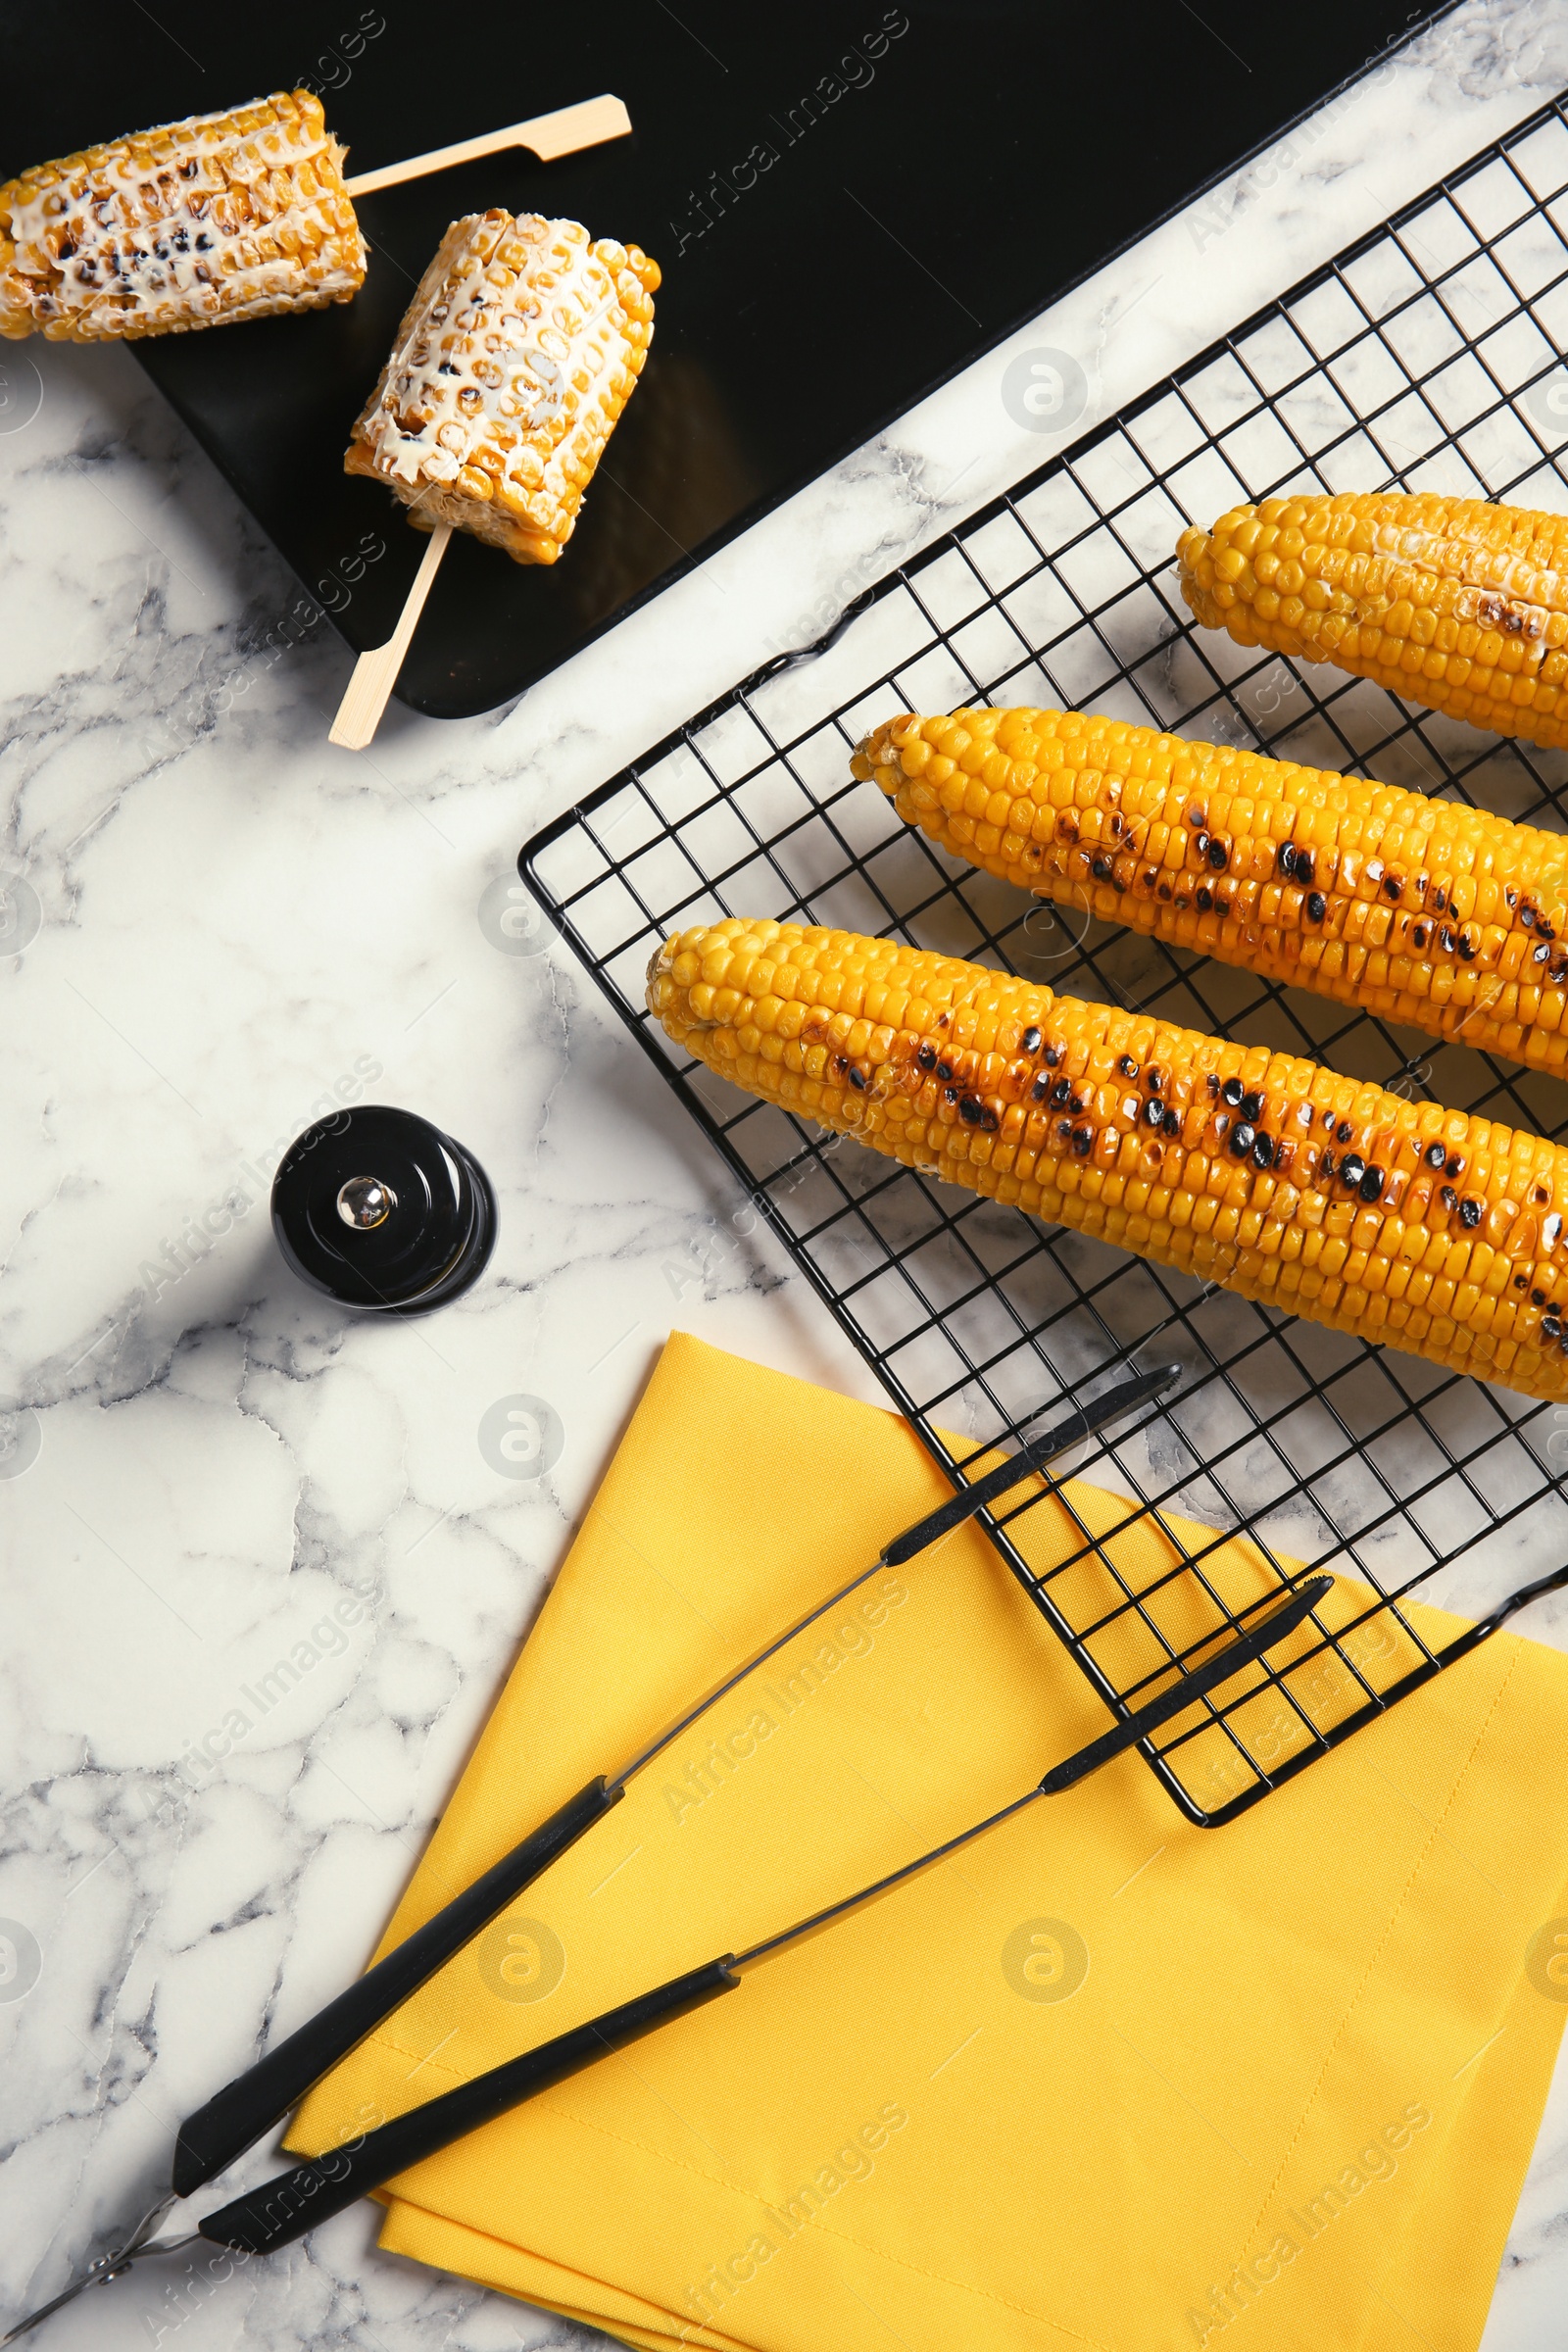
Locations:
854;707;1568;1073
0;92;365;341
345;211;659;564
1178;492;1568;752
648;918;1568;1401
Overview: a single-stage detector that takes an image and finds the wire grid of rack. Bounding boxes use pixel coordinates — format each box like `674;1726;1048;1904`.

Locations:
521;91;1568;1826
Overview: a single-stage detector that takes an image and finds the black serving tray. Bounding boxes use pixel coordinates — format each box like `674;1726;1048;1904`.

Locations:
0;0;1451;716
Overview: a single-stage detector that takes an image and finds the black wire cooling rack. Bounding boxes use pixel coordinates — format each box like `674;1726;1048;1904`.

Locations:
520;91;1568;1827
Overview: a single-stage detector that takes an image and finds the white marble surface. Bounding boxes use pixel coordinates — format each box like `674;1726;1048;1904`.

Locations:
3;5;1568;2345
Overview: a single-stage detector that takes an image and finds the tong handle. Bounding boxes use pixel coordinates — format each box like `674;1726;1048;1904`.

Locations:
198;1955;741;2253
172;1774;620;2198
880;1365;1177;1569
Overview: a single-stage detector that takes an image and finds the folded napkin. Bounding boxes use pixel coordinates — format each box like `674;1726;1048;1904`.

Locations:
292;1333;1568;2352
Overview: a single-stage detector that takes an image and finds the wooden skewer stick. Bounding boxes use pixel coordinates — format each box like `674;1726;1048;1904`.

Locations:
328;524;452;751
341;94;632;198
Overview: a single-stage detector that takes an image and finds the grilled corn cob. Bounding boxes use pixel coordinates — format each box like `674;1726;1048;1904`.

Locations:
1178;492;1568;751
648;917;1568;1401
854;707;1568;1072
344;211;659;565
0;92;365;341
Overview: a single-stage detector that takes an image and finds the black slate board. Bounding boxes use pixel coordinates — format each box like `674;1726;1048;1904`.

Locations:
0;0;1451;715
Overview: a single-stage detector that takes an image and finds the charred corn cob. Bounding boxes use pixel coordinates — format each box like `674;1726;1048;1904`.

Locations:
854;707;1568;1073
0;92;365;341
1178;492;1568;751
648;918;1568;1401
344;211;659;565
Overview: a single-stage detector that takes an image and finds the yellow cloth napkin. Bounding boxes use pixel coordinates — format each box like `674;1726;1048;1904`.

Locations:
292;1333;1568;2352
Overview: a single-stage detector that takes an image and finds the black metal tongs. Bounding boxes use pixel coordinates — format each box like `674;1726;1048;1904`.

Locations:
6;1364;1334;2338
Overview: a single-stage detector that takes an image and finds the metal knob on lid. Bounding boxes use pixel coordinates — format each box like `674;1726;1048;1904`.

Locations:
336;1175;397;1229
270;1104;496;1314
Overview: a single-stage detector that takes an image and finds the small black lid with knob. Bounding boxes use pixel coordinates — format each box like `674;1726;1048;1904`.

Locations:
270;1104;496;1314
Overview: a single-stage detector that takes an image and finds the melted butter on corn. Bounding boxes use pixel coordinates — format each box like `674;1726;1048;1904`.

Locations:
0;91;365;341
647;917;1568;1402
853;706;1568;1074
1178;491;1568;752
344;210;659;566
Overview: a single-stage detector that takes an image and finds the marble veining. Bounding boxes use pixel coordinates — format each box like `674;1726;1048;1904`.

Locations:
2;5;1567;2345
